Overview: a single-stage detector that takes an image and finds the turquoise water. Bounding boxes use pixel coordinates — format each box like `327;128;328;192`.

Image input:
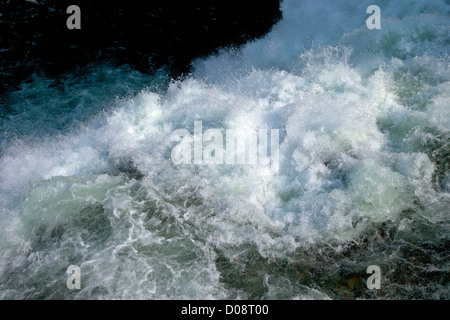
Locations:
0;0;449;299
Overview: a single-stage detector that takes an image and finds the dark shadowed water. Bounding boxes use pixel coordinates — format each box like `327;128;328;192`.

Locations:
0;0;449;299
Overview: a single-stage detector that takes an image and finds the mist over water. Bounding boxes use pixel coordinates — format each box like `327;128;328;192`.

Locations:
0;0;449;299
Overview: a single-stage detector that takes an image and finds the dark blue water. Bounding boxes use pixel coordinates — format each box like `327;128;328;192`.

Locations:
0;0;449;299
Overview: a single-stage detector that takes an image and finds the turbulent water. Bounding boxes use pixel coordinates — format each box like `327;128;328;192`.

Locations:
0;0;449;299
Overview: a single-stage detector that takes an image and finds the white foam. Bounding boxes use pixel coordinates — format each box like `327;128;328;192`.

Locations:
0;0;449;299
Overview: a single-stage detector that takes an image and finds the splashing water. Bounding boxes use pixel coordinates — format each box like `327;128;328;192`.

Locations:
0;0;449;299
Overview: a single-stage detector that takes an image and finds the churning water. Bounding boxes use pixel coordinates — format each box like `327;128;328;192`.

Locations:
0;0;449;299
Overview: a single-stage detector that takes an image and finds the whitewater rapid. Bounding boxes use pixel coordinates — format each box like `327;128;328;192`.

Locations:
0;0;449;299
